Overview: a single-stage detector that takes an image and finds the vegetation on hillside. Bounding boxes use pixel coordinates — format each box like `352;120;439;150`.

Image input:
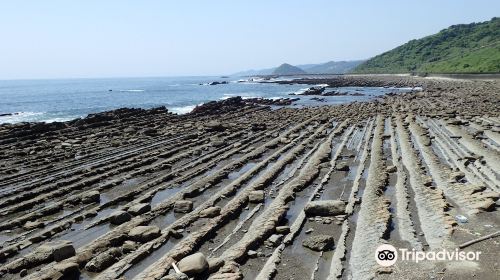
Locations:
353;17;500;74
272;63;307;75
301;60;365;74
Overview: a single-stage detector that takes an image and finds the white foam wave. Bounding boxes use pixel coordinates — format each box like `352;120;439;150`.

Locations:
169;105;196;115
0;112;45;124
118;89;145;92
43;117;75;123
293;87;310;95
241;95;260;100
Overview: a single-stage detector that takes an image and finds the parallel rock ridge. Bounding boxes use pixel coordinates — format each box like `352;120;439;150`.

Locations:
0;75;498;280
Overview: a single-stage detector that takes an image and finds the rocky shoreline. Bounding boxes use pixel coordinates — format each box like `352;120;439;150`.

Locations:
0;75;498;280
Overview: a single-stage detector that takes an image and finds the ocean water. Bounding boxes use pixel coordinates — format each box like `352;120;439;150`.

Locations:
0;76;412;124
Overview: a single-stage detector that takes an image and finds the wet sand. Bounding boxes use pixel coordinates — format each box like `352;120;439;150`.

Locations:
0;75;498;280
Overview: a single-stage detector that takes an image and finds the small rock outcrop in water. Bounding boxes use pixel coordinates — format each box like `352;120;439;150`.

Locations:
191;97;249;115
0;112;19;117
244;97;299;106
191;96;299;115
302;86;326;95
206;81;228;85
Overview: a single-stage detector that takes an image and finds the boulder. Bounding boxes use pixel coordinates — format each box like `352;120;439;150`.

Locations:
128;226;161;242
109;210;132;225
248;190;265;203
265;234;283;247
128;203;151;216
85;248;122;272
174;200;193;213
247;250;258;258
122;240;138;253
177;252;209;276
302;235;335;251
81;191;100;204
199;206;221;218
304;200;346;216
336;163;350;171
38;241;75;262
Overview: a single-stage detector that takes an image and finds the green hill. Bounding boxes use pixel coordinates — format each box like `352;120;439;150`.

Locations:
272;63;307;75
300;60;365;74
353;17;500;74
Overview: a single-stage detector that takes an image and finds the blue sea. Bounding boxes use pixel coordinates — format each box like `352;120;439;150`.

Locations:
0;76;414;124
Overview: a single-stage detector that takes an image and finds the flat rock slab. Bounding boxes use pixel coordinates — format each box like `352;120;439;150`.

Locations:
128;226;161;242
128;203;151;216
109;210;132;225
304;200;346;216
302;234;335;251
199;206;221;218
85;248;122;272
36;240;75;262
23;220;45;231
81;190;100;204
174;200;193;213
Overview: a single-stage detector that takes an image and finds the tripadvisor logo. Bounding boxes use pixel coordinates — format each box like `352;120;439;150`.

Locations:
375;244;398;266
375;244;482;266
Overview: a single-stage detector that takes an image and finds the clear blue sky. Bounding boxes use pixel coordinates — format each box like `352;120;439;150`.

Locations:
0;0;498;79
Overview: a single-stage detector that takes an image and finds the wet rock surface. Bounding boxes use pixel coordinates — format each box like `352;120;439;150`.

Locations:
109;210;132;225
302;234;335;251
84;247;122;272
199;206;221;218
0;75;498;280
174;200;193;213
128;225;161;242
127;203;151;216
